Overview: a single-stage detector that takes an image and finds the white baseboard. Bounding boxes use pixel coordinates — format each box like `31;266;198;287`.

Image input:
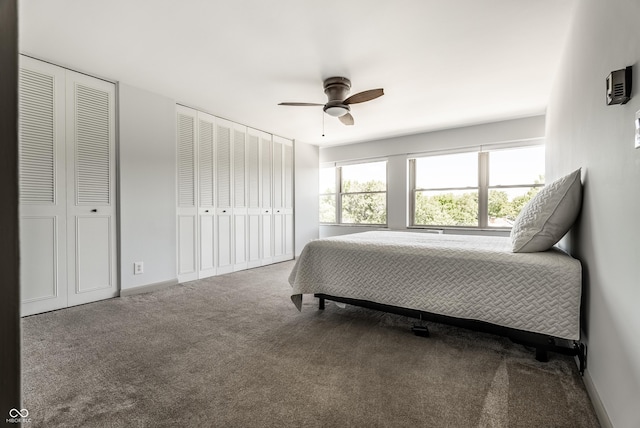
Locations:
119;279;178;297
582;368;613;428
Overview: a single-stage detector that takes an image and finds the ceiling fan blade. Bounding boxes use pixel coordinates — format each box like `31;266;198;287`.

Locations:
343;88;384;105
339;112;354;126
278;102;324;106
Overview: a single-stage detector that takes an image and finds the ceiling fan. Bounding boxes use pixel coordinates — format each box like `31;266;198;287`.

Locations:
278;77;384;126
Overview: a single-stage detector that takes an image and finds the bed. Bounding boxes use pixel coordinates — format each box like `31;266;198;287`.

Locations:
288;231;584;369
289;168;586;369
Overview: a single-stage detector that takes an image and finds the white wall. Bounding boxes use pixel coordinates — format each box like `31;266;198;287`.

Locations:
320;116;545;238
119;84;178;290
320;116;544;163
545;1;640;427
294;141;319;255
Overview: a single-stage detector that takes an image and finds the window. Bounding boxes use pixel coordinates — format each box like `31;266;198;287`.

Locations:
413;152;479;227
319;160;387;225
319;166;337;223
487;146;545;227
411;145;544;228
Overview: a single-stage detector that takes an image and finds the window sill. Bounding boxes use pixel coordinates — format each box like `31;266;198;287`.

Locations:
318;224;510;238
320;223;388;228
408;225;510;237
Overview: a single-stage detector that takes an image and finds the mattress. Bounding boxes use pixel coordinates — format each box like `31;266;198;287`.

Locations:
289;231;582;340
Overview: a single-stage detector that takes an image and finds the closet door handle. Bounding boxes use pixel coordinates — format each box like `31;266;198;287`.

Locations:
222;210;227;213
204;210;209;213
91;209;98;213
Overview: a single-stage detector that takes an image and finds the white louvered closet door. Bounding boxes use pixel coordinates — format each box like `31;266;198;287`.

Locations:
19;57;118;315
197;111;216;279
283;141;295;259
176;106;198;282
19;56;68;316
272;136;295;262
246;128;265;268
232;124;248;271
272;137;284;259
175;107;289;280
65;70;118;307
260;134;273;265
215;118;234;274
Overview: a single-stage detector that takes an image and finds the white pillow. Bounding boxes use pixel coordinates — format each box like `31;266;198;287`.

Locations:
510;168;582;253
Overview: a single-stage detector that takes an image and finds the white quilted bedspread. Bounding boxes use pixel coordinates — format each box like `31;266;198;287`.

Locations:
289;231;581;340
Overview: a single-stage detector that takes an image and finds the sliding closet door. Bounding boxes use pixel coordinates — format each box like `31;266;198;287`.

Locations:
19;56;68;316
176;106;198;282
65;70;118;307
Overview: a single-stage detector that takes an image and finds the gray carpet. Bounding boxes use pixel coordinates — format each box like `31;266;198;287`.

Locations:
22;261;600;427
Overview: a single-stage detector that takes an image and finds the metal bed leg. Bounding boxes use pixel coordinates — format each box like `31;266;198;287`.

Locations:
535;348;549;362
574;342;587;376
411;314;430;337
318;297;325;310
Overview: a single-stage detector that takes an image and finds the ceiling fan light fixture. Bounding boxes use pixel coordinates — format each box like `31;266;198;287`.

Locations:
279;77;383;126
324;105;349;117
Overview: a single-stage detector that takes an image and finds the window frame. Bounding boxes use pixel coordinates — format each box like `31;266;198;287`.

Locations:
319;159;388;226
410;142;544;230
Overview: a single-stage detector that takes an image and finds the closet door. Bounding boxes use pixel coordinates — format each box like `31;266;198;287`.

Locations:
65;70;118;307
232;124;248;271
174;107;291;276
246;128;264;268
176;106;198;282
260;134;273;265
19;57;68;316
19;57;118;315
283;140;295;258
197;111;216;279
215;118;233;274
272;136;294;262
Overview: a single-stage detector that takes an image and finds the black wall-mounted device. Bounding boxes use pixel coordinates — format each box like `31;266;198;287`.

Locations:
606;66;632;105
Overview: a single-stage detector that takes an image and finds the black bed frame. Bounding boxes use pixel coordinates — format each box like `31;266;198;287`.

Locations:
315;293;586;375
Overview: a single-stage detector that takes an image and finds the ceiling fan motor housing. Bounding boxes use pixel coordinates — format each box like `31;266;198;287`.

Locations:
323;77;351;116
323;77;351;101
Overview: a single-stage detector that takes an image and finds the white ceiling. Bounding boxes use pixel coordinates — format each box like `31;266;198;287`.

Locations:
19;0;574;147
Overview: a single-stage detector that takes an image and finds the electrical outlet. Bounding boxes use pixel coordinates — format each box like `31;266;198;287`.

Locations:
134;262;144;275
